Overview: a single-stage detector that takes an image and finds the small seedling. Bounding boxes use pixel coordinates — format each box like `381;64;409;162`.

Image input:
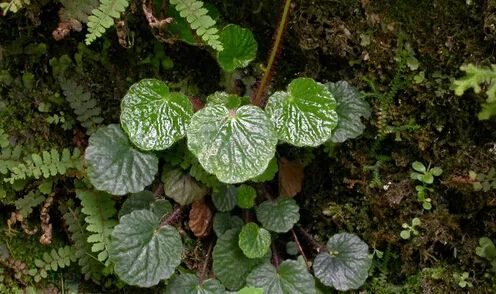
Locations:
475;237;496;271
400;217;421;239
410;161;442;210
453;272;473;288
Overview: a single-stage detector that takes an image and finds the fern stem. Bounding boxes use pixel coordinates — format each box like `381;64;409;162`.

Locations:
198;240;214;284
251;0;292;107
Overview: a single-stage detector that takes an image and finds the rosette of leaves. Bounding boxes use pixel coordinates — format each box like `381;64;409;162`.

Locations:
84;124;158;195
217;24;258;72
325;81;371;143
187;103;278;183
120;79;193;151
246;260;316;294
266;78;338;147
313;233;371;291
109;209;183;287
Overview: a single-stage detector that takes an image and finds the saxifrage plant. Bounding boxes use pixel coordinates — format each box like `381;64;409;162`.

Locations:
82;0;373;292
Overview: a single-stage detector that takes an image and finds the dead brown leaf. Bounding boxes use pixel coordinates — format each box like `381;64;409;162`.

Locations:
188;199;212;238
278;157;305;197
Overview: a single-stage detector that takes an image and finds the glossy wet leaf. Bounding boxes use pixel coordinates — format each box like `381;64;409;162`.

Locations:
187;104;277;183
217;24;257;72
118;190;172;219
239;223;271;259
162;169;208;205
213;212;244;236
313;233;371;291
256;197;300;233
165;273;225;294
235;184;257;208
212;184;237;212
85;124;158;195
266;78;338;147
213;229;269;290
120;79;193;151
246;260;316;294
109;209;183;287
326;81;371;143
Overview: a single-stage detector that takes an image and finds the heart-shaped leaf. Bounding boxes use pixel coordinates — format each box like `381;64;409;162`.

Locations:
109;209;183;287
118;191;172;219
85;124;158;195
162;169;208;205
313;233;371;291
212;184;237;212
213;229;269;290
217;24;258;72
246;260;316;294
187;104;277;183
256;197;299;233
326;81;371;143
120;79;193;151
165;273;225;294
236;184;257;209
266;78;338;147
239;223;271;259
213;212;244;236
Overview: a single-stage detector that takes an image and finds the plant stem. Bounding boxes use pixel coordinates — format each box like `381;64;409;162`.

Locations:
295;225;325;252
199;240;214;284
272;242;281;268
251;0;292;107
291;229;309;268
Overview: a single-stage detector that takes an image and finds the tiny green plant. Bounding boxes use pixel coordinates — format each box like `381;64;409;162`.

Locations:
469;168;496;192
400;217;421;240
452;272;473;288
475;237;496;271
410;161;442;210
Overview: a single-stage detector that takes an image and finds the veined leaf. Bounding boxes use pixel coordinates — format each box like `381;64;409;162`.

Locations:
256;197;299;233
85;124;158;195
187;104;277;183
120;79;193;151
266;78;338;147
238;223;271;259
217;24;257;72
165;273;225;294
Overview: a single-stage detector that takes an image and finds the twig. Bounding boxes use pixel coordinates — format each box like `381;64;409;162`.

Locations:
295;225;325;252
271;242;281;268
291;229;309;268
160;205;185;227
198;240;214;284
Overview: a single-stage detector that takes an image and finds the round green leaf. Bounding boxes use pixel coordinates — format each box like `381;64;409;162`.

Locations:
165;273;225;294
256;197;300;233
85;124;159;195
217;24;257;72
162;169;208;205
246;260;316;294
109;209;183;287
187;105;277;184
239;223;271;259
213;212;244;236
213;229;270;290
266;78;338;147
120;79;193;151
326;81;371;143
313;233;371;291
118;191;172;219
412;161;426;173
207;92;242;109
212;184;237;212
237;287;264;294
236;185;257;209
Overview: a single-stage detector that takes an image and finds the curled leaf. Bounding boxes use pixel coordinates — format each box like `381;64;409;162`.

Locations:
188;199;213;238
278;157;304;197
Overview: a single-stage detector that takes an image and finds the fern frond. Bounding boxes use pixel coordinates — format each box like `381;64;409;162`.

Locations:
85;0;130;45
28;246;76;283
14;191;46;219
0;145;22;175
76;189;117;264
0;0;30;15
63;206;104;282
60;78;103;134
170;0;223;51
4;148;83;184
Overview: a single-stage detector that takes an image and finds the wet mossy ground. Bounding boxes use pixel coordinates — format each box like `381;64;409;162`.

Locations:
1;0;496;292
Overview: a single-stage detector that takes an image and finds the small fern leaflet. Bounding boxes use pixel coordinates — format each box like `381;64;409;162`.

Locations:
85;0;130;45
